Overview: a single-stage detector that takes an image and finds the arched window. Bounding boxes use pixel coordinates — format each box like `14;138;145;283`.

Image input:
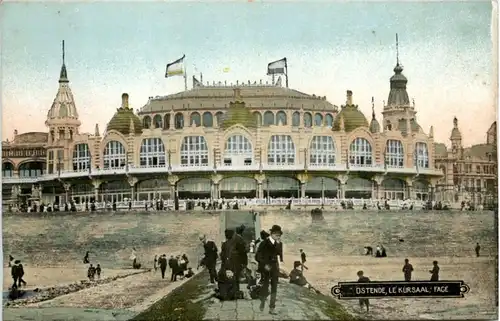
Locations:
263;111;275;126
139;138;166;167
180;136;209;166
325;114;334;127
385;140;404;167
72;143;91;171
267;135;295;165
415;142;429;168
349;138;372;166
190;112;201;127
175;113;184;129
314;113;323;126
153;115;163;129
163;114;171;130
143;116;152;129
223;135;253;166
253;111;262;126
203;112;213;127
386;121;392;131
2;162;14;177
215;111;225;127
276;111;287;125
304;112;312;127
292;112;300;127
103;140;126;169
309;136;335;166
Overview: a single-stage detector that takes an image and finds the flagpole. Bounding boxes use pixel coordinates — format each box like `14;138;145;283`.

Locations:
184;66;188;91
285;58;289;88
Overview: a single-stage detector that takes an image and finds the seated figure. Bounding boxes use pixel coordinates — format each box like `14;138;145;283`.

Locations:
215;268;241;301
289;261;309;287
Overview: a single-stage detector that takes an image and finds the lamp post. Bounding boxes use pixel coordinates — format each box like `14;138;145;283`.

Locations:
321;177;325;208
266;178;270;204
213;148;217;170
57;156;62;177
168;150;172;171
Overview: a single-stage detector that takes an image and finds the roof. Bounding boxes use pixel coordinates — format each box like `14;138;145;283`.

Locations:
107;107;143;136
369;117;380;133
463;144;494;160
5;132;49;146
332;105;368;132
139;85;335;114
221;100;259;130
434;143;448;157
387;63;410;107
46;64;79;121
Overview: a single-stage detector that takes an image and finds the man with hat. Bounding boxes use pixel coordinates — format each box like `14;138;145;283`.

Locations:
199;234;218;284
255;224;283;315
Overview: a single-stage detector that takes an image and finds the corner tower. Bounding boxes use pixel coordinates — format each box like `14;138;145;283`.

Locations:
45;40;81;174
381;34;421;135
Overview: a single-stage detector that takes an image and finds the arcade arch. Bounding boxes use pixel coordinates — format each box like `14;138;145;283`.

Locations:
220;177;257;198
263;176;299;198
345;177;372;199
382;178;406;200
177;177;211;199
18;161;45;177
3;161;14;177
99;180;130;203
305;176;339;198
136;178;170;201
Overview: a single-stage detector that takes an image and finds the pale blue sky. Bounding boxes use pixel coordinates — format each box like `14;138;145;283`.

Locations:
1;1;495;146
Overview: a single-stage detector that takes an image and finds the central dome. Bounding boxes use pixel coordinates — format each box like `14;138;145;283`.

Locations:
221;88;259;130
332;90;369;132
106;93;143;135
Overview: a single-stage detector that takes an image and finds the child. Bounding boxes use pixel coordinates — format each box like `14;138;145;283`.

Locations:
88;264;96;281
96;264;102;279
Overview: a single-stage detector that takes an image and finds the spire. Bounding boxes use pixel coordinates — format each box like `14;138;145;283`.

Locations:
95;123;100;136
453;116;458;128
371;96;375;120
369;96;380;133
59;40;68;83
386;34;410;107
429;125;434;138
396;33;399;66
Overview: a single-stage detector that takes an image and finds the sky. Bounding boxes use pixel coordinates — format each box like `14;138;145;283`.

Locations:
0;1;496;147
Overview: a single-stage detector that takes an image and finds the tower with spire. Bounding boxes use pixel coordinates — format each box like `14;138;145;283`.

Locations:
45;40;81;174
450;116;463;154
381;34;421;136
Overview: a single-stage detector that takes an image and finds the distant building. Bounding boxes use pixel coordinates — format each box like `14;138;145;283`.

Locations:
434;120;497;206
2;44;446;207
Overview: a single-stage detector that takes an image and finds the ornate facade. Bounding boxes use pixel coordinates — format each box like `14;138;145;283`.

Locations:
2;50;447;207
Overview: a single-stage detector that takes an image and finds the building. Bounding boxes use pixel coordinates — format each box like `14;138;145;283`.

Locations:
434;120;497;206
2;45;446;207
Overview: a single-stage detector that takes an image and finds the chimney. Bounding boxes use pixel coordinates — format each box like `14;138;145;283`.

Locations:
122;93;129;108
233;88;242;100
14;129;18;136
346;90;353;106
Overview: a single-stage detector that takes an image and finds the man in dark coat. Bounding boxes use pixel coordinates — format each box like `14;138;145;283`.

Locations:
159;254;168;279
200;234;219;284
11;260;20;289
220;229;235;269
169;256;179;281
255;225;283;315
230;226;248;291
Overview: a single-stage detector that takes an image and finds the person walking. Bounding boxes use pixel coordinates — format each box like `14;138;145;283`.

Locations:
357;271;370;312
200;234;218;284
475;243;481;257
429;260;440;281
402;258;414;281
159;254;168;279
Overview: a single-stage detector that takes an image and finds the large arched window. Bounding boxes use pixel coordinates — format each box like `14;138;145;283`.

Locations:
223;135;253;166
103;141;126;169
139;138;166;167
267;135;295;165
163;114;170;130
385;140;404;167
2;162;14;177
253;111;262;126
309;136;336;166
203;112;213;127
153;115;163;129
142;116;152;129
180;136;209;166
314;113;323;126
190;112;201;127
349;138;372;166
215;111;225;127
263;111;275;126
304;112;312;127
292;112;300;127
276;111;287;125
72;143;91;171
415;142;429;168
175;113;184;129
325;113;334;127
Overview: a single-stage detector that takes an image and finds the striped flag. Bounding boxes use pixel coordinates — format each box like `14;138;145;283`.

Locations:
165;55;186;78
267;57;287;75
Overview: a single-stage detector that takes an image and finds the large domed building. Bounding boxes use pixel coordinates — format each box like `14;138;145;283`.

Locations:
3;47;455;208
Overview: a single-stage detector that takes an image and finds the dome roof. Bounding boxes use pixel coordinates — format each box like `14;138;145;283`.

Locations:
106;93;143;135
221;100;259;130
333;105;369;132
369;118;380;133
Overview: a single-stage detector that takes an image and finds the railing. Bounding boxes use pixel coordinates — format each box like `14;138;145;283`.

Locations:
1;163;444;184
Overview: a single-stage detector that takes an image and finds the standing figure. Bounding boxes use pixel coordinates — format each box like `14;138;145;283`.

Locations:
475;243;481;257
255;225;283;315
299;249;308;270
429;260;440;281
154;255;158;271
159;254;168;279
170;256;179;281
11;260;19;289
96;264;102;279
83;251;90;264
88;264;96;281
200;234;219;284
8;255;14;267
402;259;414;281
357;271;370;312
16;260;27;287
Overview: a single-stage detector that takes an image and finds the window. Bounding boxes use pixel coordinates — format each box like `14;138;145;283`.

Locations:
72;143;91;171
304;112;312;127
153;115;163;129
349;138;373;166
309;136;335;165
292;112;300;127
276;111;287;125
476;165;481;174
253;112;262;126
224;135;253;166
103;141;126;169
263;111;274;126
190;112;201;127
143;116;152;129
314;113;323;126
216;111;225;127
325;114;334;127
175;113;184;129
180;136;209;166
267;135;295;165
385;140;404;167
163;114;171;130
139;138;166;167
203;112;213;127
414;142;429;168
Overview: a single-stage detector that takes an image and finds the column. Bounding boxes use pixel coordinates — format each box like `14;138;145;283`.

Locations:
339;183;346;199
257;182;263;199
92;179;102;203
167;175;179;201
300;182;306;198
407;184;413;200
215;184;221;199
127;176;138;202
63;183;72;204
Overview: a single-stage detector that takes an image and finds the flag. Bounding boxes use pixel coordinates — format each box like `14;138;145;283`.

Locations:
275;76;282;87
193;76;203;88
165;54;186;78
267;57;287;75
223;67;230;73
